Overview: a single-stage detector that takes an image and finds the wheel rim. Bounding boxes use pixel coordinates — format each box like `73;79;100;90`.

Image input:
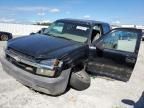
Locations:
1;34;8;41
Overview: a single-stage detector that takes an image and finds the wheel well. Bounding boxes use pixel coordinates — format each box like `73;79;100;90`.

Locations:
71;63;84;73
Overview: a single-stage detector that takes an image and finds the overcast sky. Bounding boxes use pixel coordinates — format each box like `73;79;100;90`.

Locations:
0;0;143;25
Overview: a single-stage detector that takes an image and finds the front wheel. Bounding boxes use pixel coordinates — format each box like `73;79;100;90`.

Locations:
70;70;91;91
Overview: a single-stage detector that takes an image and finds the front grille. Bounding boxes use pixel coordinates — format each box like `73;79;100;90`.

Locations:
6;50;37;74
7;49;35;62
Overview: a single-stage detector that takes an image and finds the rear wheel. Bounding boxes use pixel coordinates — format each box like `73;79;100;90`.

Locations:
1;34;9;41
70;64;91;91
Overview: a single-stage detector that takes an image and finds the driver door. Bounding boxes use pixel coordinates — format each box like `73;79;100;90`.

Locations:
86;28;142;81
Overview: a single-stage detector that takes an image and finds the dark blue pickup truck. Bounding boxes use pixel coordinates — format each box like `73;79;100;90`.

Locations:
0;19;142;95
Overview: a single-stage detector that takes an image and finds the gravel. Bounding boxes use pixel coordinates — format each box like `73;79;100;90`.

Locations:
0;40;144;108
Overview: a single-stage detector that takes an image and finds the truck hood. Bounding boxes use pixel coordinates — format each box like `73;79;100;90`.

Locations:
8;34;82;59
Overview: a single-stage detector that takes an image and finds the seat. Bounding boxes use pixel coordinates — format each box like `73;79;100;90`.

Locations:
91;30;100;42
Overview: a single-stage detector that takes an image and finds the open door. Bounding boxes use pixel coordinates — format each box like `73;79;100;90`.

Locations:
86;28;142;82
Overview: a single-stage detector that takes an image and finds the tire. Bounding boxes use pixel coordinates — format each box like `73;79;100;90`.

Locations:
70;70;91;91
1;34;9;41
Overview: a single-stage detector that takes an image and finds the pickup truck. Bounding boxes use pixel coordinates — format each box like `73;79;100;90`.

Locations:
0;19;142;96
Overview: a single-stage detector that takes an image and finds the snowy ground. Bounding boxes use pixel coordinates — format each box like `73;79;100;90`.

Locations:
0;40;143;108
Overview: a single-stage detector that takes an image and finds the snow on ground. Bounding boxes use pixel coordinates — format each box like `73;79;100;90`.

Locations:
0;39;143;108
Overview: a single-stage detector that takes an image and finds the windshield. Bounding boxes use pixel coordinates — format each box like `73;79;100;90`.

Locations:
44;21;91;43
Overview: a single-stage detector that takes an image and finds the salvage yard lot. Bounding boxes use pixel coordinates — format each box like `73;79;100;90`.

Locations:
0;38;144;108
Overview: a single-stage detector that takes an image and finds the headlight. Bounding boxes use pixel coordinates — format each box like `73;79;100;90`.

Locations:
36;59;63;77
36;68;55;77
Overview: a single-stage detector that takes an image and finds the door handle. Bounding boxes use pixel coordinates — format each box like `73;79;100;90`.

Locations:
125;57;136;64
89;46;96;50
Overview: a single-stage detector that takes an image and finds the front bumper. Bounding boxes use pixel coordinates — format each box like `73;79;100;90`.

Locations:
0;57;71;96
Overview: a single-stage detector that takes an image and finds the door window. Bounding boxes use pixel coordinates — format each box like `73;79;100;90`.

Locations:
102;30;138;52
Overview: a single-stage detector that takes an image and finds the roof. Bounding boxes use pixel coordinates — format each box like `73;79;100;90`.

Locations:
56;18;109;26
